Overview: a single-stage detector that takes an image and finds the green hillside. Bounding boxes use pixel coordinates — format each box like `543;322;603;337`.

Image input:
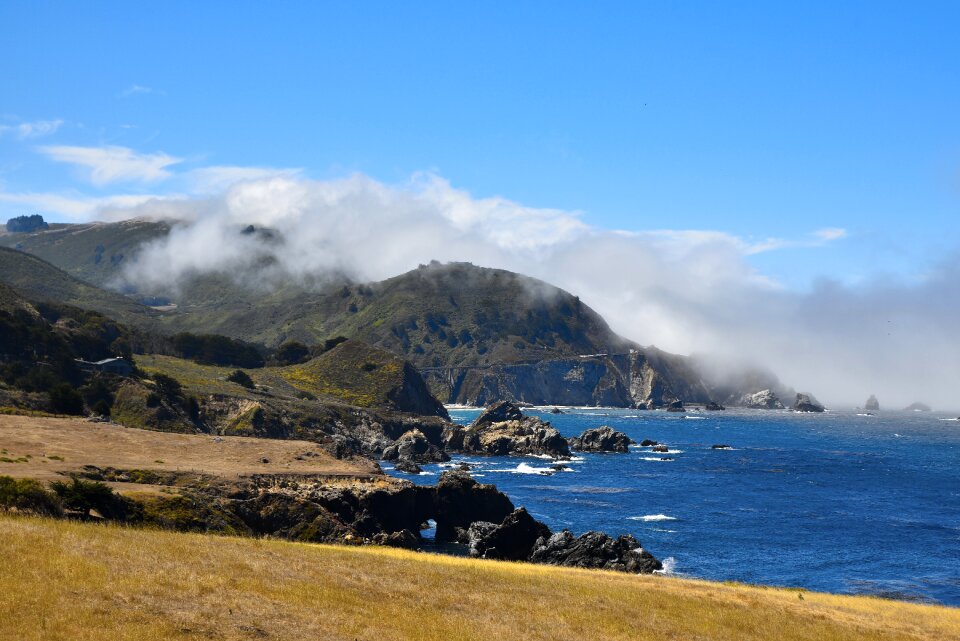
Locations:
0;248;156;325
0;219;170;287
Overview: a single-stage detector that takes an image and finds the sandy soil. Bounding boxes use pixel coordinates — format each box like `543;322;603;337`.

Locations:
0;415;380;485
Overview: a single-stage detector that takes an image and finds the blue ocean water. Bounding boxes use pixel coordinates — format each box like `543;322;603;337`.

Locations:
391;407;960;605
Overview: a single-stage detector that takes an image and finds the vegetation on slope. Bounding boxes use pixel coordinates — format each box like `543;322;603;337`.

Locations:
0;247;154;324
2;515;958;641
0;219;170;287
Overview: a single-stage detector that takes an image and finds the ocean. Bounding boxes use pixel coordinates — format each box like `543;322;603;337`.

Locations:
388;407;960;605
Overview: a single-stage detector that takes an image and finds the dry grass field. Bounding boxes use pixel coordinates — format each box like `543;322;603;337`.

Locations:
1;515;958;641
0;414;379;486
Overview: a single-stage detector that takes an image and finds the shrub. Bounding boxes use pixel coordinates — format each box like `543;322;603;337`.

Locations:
0;476;62;515
226;370;255;389
50;477;133;520
152;373;182;399
275;341;310;366
49;383;84;415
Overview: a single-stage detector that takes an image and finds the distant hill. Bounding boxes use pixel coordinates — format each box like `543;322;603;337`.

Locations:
0;247;156;325
0;221;789;407
0;219;170;287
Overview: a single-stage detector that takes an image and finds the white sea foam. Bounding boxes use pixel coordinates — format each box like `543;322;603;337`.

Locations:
650;528;678;533
684;416;706;420
641;457;674;462
510;462;556;475
629;514;678;522
654;557;678;575
417;471;436;476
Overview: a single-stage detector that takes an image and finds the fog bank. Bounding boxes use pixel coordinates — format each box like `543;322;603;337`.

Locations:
106;173;959;410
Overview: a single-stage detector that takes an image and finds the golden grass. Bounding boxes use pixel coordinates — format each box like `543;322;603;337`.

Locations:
0;414;379;485
1;515;957;641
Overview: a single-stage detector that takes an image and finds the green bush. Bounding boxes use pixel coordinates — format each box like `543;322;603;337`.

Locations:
226;370;255;389
50;477;133;520
0;476;62;515
49;383;84;415
275;341;310;365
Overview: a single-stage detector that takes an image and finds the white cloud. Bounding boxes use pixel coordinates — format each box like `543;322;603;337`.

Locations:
187;166;303;194
118;84;163;98
0;119;64;139
37;145;182;186
7;166;951;409
0;189;176;221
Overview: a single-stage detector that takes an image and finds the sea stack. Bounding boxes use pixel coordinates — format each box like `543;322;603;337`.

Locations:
864;395;879;411
794;393;825;413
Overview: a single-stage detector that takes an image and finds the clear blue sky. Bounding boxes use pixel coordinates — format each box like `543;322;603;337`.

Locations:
2;1;958;288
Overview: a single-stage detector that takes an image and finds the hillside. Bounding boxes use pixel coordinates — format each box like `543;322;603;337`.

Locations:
0;221;779;407
136;341;448;419
3;515;959;641
0;247;155;325
0;219;170;287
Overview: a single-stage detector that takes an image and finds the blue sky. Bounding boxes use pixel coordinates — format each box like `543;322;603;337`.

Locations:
2;1;959;289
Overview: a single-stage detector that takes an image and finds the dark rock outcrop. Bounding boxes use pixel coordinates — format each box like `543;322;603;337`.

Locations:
794;393;825;413
711;444;732;450
530;530;662;573
433;471;515;541
904;402;931;412
393;459;423;474
460;507;551;561
705;401;725;411
864;395;880;411
442;401;570;458
639;439;658;447
569;425;634;453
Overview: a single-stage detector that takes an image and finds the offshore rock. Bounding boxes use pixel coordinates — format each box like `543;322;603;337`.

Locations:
705;401;725;411
530;530;662;574
433;471;515;541
569;425;634;453
794;393;825;413
864;395;880;411
442;401;570;458
904;401;931;412
462;507;550;561
739;389;785;410
381;428;450;464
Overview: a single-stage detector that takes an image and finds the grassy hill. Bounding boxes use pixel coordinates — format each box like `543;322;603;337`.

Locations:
2;515;958;641
0;219;170;287
136;341;448;417
0;247;155;325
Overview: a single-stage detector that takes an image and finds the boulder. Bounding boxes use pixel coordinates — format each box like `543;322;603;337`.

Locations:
381;429;450;463
864;395;880;411
550;407;564;414
666;400;685;412
529;530;662;574
739;389;785;409
443;401;570;458
569;425;634;453
794;393;825;413
462;507;551;561
651;444;669;453
372;529;420;549
472;400;525;427
393;459;423;475
433;471;514;541
705;401;725;411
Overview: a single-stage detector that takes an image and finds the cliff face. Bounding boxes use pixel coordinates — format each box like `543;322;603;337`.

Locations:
425;348;713;408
